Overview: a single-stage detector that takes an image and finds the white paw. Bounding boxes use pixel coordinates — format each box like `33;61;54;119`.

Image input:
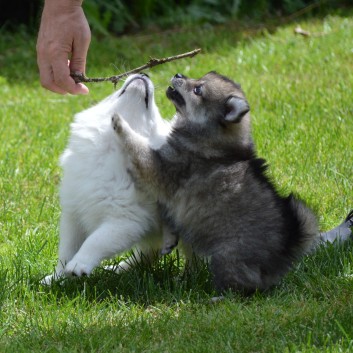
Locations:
210;296;225;304
41;272;65;285
103;264;125;274
103;259;135;274
64;259;94;277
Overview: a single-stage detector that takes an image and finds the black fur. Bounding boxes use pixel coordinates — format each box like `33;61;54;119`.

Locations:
114;72;319;293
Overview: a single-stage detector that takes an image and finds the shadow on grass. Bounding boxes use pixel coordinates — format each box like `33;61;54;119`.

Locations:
8;242;353;353
37;251;217;306
2;242;352;351
34;239;353;307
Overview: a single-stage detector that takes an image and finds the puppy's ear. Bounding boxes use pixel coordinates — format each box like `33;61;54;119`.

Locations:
224;96;250;123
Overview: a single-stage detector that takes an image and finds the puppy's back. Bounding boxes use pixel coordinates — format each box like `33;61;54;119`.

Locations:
158;148;318;293
208;160;318;293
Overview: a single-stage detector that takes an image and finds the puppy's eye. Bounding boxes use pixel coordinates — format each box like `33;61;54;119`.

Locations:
193;86;202;96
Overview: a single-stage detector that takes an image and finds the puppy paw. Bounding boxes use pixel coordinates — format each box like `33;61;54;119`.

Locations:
64;260;93;277
41;272;65;285
103;264;126;274
210;296;225;304
345;209;353;229
112;113;124;135
160;240;178;255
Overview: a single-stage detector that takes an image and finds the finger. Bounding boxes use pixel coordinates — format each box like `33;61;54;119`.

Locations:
52;55;88;95
70;36;90;74
38;60;68;95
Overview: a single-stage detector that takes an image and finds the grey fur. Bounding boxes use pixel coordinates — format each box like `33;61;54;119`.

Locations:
112;72;348;293
319;210;353;244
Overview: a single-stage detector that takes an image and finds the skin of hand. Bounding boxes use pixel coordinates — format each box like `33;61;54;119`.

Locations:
36;0;91;95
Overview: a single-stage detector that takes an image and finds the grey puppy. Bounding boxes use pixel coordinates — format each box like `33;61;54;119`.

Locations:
112;71;351;293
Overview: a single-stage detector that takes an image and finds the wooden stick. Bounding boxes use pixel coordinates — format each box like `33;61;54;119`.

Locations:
71;48;201;85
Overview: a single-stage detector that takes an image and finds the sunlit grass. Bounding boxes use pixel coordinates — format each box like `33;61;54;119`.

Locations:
0;14;352;352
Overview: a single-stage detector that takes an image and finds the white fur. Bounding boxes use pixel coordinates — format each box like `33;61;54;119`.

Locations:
43;74;170;284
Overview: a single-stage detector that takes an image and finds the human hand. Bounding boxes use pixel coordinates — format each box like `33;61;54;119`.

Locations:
36;0;91;95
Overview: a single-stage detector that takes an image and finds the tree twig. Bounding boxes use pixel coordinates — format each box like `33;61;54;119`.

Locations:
283;0;327;22
71;48;201;85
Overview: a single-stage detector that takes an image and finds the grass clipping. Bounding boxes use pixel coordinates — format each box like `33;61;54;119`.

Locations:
71;48;201;86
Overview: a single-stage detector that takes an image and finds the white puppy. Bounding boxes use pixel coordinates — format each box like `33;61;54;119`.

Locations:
43;74;170;284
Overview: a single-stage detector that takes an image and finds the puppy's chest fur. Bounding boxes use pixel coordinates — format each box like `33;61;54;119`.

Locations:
155;142;275;254
61;119;158;234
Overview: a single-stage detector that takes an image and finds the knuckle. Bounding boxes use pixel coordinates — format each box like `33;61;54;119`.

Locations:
48;44;63;58
55;75;66;86
40;77;52;89
70;57;85;67
81;30;91;43
54;76;73;92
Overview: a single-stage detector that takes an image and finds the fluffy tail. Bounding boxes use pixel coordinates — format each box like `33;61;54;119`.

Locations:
287;196;319;255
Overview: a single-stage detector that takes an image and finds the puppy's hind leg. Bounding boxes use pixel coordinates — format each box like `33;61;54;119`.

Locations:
107;231;163;273
210;252;282;294
319;210;353;244
64;220;145;277
161;224;179;255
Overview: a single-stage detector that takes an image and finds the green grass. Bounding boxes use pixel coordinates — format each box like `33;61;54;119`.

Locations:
1;13;353;352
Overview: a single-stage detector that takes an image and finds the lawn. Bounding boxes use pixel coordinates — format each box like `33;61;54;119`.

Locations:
0;12;353;352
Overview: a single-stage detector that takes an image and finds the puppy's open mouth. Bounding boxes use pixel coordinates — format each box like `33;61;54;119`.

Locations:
119;75;150;109
166;85;185;108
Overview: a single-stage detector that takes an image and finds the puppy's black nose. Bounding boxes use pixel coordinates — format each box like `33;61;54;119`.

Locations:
174;73;184;79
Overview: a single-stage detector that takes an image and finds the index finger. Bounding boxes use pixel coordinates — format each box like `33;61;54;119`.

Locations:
52;56;88;95
37;55;68;94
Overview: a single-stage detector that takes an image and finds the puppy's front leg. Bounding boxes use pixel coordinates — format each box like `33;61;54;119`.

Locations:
161;224;179;255
112;113;157;188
